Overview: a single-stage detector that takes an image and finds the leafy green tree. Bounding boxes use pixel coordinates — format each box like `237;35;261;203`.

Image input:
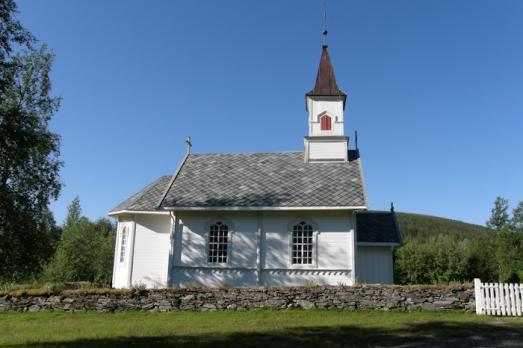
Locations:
465;234;498;282
486;197;510;231
512;201;523;232
396;236;477;285
42;198;116;286
0;0;34;87
0;0;62;282
395;239;435;284
494;230;523;282
91;218;116;285
64;196;83;227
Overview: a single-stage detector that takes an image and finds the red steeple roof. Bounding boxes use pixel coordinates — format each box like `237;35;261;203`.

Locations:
306;45;347;101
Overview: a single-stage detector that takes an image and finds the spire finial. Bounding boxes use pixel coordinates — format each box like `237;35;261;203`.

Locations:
322;1;328;47
185;136;192;154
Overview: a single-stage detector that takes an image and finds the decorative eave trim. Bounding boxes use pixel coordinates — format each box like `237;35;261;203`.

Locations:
159;205;368;212
304;136;348;141
108;210;171;217
305;93;348;110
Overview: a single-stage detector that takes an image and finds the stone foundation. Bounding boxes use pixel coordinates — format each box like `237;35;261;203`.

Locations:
0;284;475;312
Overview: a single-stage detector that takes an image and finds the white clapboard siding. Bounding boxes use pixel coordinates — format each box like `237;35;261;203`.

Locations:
474;278;523;316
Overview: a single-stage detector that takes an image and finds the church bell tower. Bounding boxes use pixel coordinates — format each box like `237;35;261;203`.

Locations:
304;44;348;162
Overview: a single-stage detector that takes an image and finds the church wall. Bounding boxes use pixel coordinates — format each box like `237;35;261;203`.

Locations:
169;211;356;288
171;269;257;288
307;97;344;136
262;211;354;286
130;214;171;288
260;271;351;286
172;212;258;288
356;246;394;284
307;140;348;161
177;212;258;269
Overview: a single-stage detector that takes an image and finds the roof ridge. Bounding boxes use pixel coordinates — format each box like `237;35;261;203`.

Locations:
189;150;303;156
156;153;191;208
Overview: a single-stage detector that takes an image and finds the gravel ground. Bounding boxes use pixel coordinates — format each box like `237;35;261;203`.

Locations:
392;321;523;348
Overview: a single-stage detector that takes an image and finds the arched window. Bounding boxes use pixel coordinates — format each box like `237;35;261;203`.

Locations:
119;226;128;263
291;221;313;264
320;115;332;131
208;222;229;263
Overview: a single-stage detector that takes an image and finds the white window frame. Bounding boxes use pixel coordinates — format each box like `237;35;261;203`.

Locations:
319;114;332;131
315;111;335;134
288;219;319;269
119;226;128;263
205;218;233;266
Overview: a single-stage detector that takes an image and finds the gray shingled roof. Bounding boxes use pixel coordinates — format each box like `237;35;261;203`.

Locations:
110;175;172;213
356;211;402;245
110;151;366;213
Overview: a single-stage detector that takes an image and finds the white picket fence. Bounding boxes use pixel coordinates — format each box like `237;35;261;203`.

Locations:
474;278;523;316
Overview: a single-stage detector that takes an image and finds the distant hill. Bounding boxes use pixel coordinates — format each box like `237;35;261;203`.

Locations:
396;212;489;241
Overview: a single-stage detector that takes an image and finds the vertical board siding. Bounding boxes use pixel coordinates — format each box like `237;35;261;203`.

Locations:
475;279;523;316
131;215;171;288
356;246;393;284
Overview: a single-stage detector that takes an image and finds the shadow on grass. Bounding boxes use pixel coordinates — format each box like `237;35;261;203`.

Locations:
9;320;523;348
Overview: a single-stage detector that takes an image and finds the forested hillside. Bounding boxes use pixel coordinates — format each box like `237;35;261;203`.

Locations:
393;211;523;285
396;212;487;240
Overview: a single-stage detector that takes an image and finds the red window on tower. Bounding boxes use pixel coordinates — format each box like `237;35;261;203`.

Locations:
320;115;332;131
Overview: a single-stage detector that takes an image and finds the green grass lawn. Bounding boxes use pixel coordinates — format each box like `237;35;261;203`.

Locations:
1;310;523;348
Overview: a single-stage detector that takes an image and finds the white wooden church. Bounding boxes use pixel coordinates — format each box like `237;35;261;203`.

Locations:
109;42;402;289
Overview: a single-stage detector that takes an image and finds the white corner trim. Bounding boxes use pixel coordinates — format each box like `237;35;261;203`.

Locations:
351;211;357;285
108;210;171;217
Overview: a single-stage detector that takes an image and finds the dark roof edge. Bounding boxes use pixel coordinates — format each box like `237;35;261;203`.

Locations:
158;205;368;211
156;152;191;209
305;93;347;111
355;210;395;215
355;210;403;246
305;90;347;97
357;241;401;246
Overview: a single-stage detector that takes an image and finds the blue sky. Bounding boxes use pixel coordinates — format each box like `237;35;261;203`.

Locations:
17;0;523;226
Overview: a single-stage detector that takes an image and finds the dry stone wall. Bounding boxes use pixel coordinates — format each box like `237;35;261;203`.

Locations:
0;285;475;313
